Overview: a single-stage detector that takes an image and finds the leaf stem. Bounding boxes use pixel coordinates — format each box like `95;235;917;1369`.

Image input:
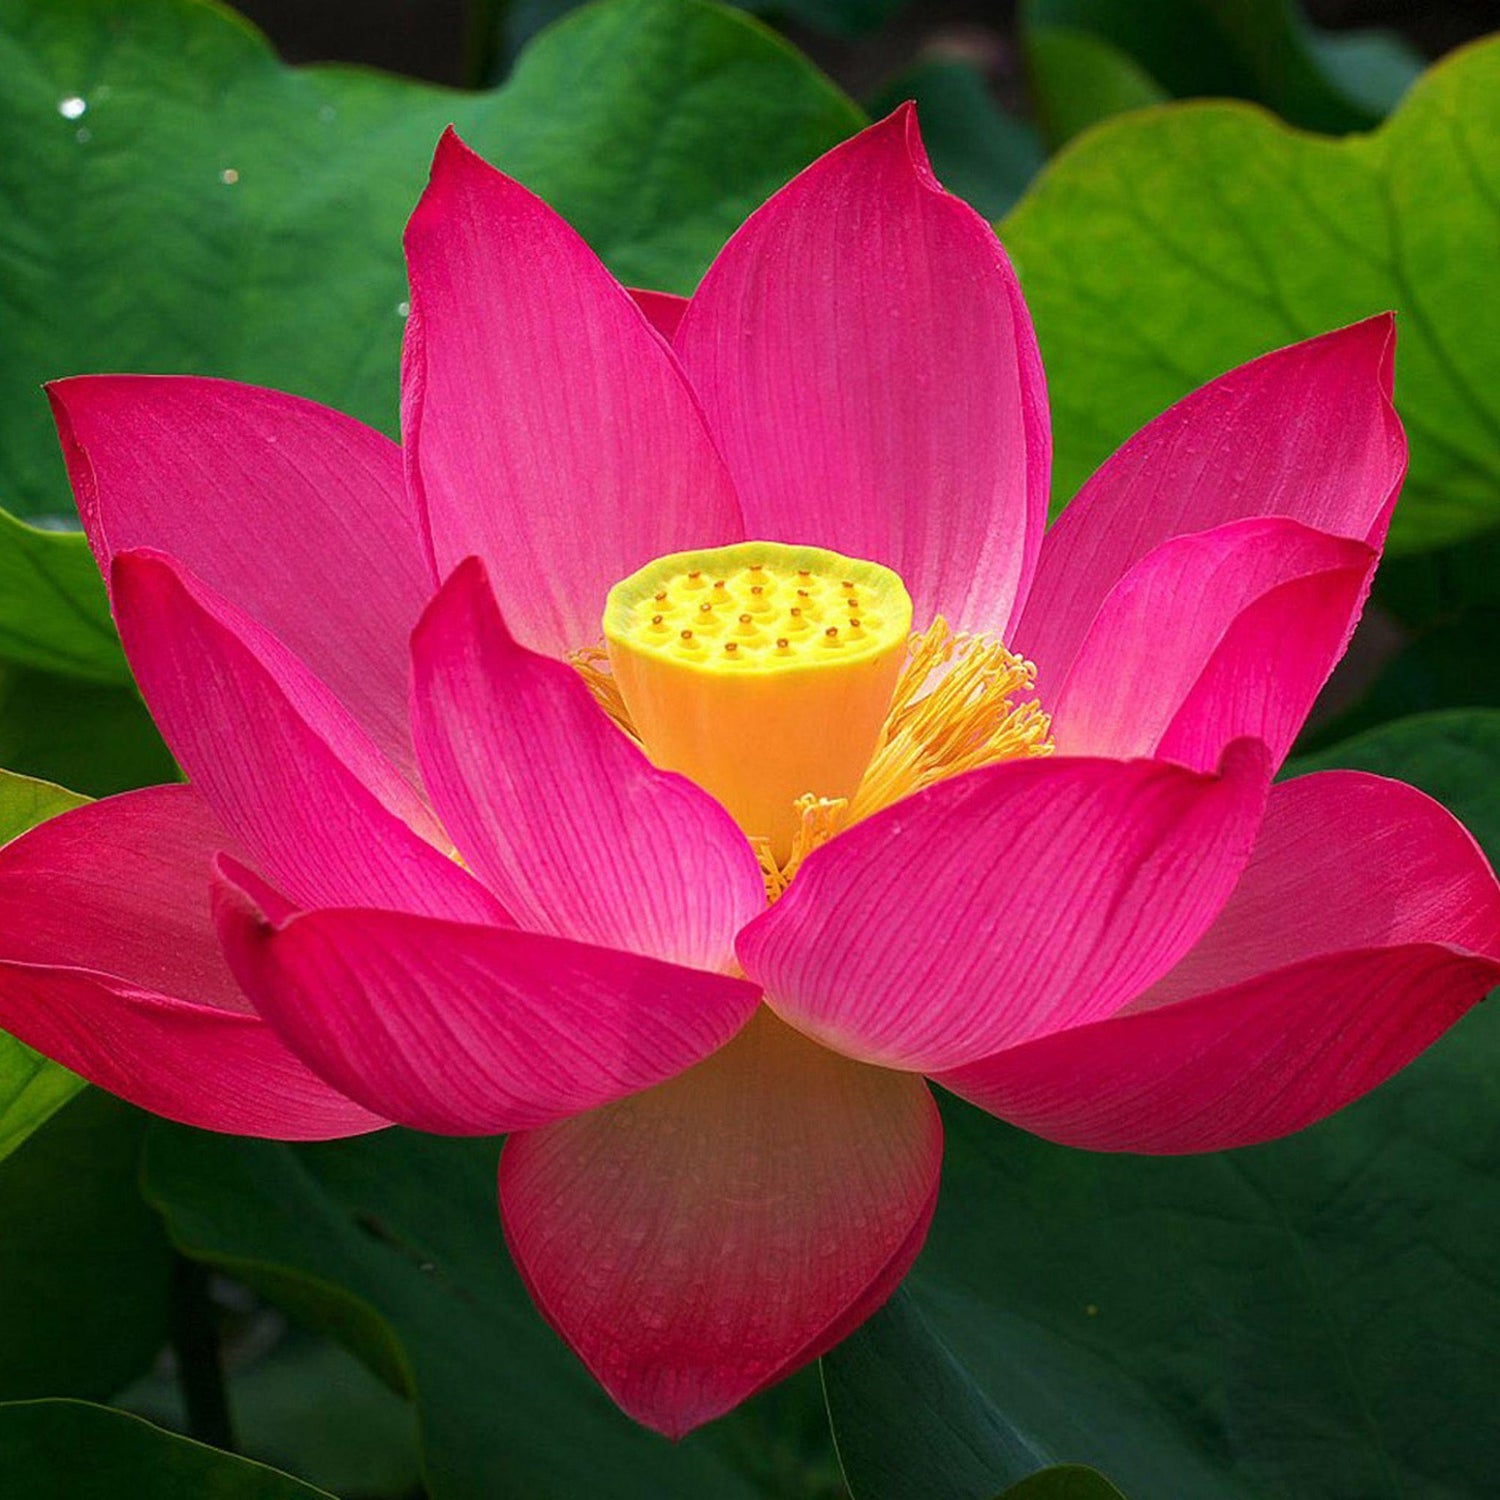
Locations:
170;1253;235;1452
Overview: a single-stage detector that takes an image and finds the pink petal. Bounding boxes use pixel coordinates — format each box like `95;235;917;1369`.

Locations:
214;862;762;1135
627;288;688;340
411;559;764;970
939;770;1500;1152
50;376;433;772
674;105;1049;637
1015;317;1405;694
402;131;743;659
500;1008;942;1436
0;787;381;1139
736;741;1270;1072
113;550;503;922
1050;518;1375;769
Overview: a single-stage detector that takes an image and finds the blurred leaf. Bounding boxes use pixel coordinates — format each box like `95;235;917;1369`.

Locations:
122;1328;423;1499
1024;25;1165;149
143;1123;839;1499
827;718;1500;1499
0;767;89;1162
1001;1469;1129;1500
871;58;1044;219
0;0;859;668
1022;0;1420;134
0;1399;333;1498
1002;37;1500;551
0;510;122;681
0;1092;172;1402
0;666;175;796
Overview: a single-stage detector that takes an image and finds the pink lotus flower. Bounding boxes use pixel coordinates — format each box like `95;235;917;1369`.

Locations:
3;109;1498;1437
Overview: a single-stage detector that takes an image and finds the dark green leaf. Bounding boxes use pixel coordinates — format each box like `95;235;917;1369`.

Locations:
870;59;1045;219
1024;26;1166;151
0;666;175;797
0;1092;172;1402
1001;1468;1129;1500
0;0;859;667
143;1123;840;1500
827;710;1500;1498
1002;38;1500;550
0;1399;333;1499
1022;0;1420;135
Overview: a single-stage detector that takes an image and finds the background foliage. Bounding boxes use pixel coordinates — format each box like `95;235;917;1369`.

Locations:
1;0;1497;1495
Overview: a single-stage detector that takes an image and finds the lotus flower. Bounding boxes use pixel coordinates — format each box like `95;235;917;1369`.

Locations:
3;109;1497;1437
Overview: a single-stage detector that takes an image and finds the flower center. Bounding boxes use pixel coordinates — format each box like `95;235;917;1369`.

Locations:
602;542;914;862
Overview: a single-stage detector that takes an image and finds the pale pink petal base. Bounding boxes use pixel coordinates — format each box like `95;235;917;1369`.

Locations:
215;864;762;1135
501;1008;942;1437
411;559;764;970
0;787;380;1139
738;742;1270;1072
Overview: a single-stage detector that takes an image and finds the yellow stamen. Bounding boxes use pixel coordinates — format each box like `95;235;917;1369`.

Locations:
602;542;913;861
578;553;1053;901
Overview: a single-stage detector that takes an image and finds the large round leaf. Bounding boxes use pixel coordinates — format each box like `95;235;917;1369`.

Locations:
0;1399;333;1499
0;0;860;674
1002;36;1500;553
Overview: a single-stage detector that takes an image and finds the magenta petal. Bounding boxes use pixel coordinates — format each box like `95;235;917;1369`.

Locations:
737;741;1271;1072
214;862;762;1135
402;131;743;658
939;771;1500;1151
500;1009;942;1436
1050;518;1376;769
412;559;764;969
0;787;381;1139
1015;317;1405;693
50;375;432;771
627;288;688;340
113;550;502;922
674;106;1049;636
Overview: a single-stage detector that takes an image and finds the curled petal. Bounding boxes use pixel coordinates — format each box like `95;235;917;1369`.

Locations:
411;559;764;970
1016;317;1405;693
675;105;1049;636
113;550;502;922
0;787;380;1139
501;1009;942;1436
940;771;1500;1151
737;740;1271;1073
215;861;762;1135
402;131;743;658
1050;517;1375;769
50;375;432;771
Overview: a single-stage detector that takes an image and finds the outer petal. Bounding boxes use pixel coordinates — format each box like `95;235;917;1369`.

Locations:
737;741;1270;1072
1050;517;1375;769
113;550;503;922
500;1008;942;1436
939;772;1500;1152
1015;317;1405;694
50;375;433;771
402;131;743;658
674;105;1049;637
214;863;762;1136
0;787;381;1138
411;559;764;970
